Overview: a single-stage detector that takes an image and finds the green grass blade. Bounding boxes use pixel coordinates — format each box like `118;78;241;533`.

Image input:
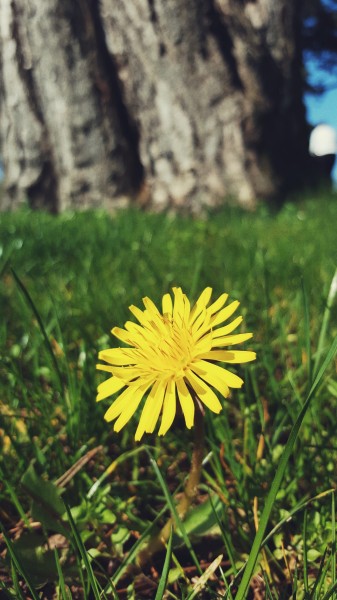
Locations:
301;278;312;389
302;509;309;594
223;490;334;598
311;547;330;598
313;268;337;379
235;333;337;599
154;528;173;600
87;446;146;499
0;256;10;279
104;504;168;593
322;580;337;600
54;548;71;600
292;563;298;598
10;562;26;600
262;489;334;547
0;527;40;600
220;566;234;600
0;237;20;278
63;502;102;600
147;449;202;575
11;267;64;390
308;333;337;400
0;579;17;600
261;567;276;599
0;468;31;528
208;491;237;575
332;491;336;598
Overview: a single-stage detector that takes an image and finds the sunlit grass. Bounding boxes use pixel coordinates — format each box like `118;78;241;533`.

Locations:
0;192;337;597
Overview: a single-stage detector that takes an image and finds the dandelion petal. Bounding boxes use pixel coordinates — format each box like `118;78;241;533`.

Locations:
201;350;256;363
185;370;223;413
210;333;253;347
97;376;125;402
104;385;137;421
210;301;240;328
98;348;137;365
212;316;243;338
135;380;163;440
162;293;173;316
113;380;153;432
176;377;195;428
158;379;177;436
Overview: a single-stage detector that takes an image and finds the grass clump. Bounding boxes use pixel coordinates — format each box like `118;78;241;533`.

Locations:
0;192;337;598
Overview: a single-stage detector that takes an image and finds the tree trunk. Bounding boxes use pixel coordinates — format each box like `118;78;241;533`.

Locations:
0;0;142;211
0;0;308;213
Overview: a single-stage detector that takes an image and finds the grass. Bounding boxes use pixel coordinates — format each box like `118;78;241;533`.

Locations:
0;192;337;598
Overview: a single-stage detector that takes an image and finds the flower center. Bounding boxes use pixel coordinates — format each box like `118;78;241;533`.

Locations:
154;318;194;378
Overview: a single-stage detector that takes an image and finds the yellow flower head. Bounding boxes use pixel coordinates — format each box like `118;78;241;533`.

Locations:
97;287;256;440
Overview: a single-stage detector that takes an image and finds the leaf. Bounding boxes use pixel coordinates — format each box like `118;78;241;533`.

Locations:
31;501;69;537
307;548;322;562
21;464;68;535
10;533;59;585
0;527;40;599
21;464;64;515
173;494;223;542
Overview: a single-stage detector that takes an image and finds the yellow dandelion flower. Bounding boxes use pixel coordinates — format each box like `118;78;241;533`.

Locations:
97;287;256;440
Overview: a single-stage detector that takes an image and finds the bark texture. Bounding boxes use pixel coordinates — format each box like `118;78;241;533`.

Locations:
0;0;308;212
0;0;142;211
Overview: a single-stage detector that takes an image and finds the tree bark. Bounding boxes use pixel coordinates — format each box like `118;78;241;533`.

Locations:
0;0;142;211
0;0;309;213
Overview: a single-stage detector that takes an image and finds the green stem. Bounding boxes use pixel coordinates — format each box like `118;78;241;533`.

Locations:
138;407;205;566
